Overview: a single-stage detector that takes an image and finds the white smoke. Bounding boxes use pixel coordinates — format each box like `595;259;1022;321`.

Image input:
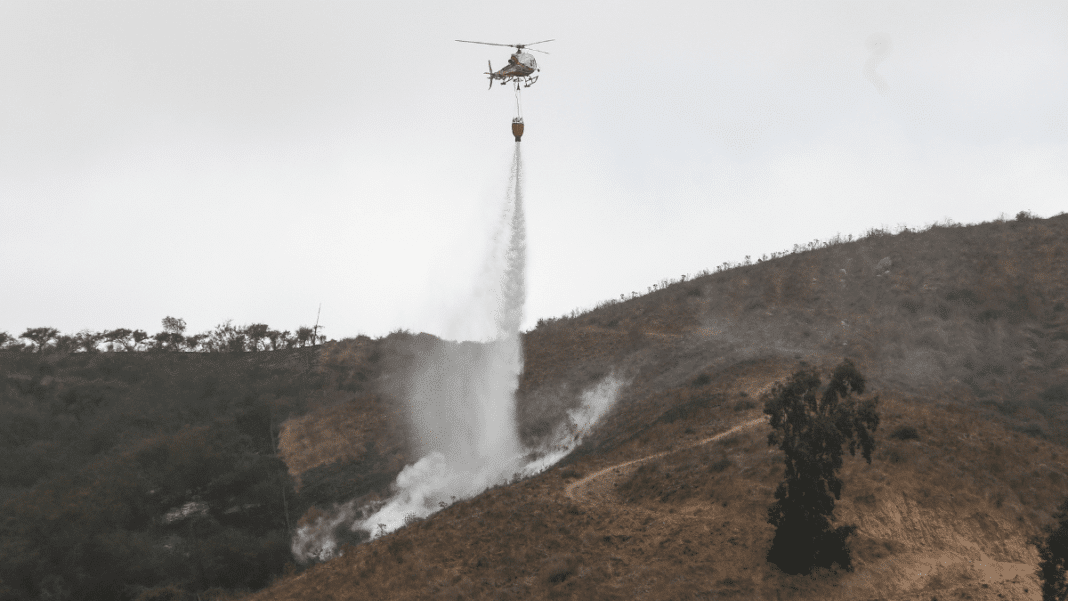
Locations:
291;498;365;562
513;375;626;478
291;144;624;561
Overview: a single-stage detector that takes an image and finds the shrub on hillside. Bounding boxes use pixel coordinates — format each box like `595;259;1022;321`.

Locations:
889;425;920;441
1023;383;1068;422
884;448;906;464
708;457;733;473
655;391;720;425
733;398;757;411
541;553;579;584
945;288;980;307
1038;383;1068;409
558;466;583;480
1029;496;1068;601
386;536;415;564
132;584;193;601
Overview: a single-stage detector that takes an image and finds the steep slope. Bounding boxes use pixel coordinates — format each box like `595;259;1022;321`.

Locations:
257;213;1068;601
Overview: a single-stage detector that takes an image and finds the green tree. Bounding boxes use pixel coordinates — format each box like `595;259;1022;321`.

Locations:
54;333;78;354
0;331;13;349
131;329;150;352
227;333;247;352
295;326;314;348
103;328;135;352
151;331;173;352
265;329;287;351
75;329;103;353
161;316;186;335
763;358;880;574
1030;497;1068;601
153;316;187;352
246;324;270;352
19;327;60;353
152;317;188;352
205;320;247;353
184;333;207;352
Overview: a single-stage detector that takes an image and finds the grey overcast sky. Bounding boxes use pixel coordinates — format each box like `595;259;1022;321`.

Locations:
2;1;1066;341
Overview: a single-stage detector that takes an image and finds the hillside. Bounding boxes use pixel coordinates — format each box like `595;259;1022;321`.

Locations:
250;213;1068;600
2;213;1066;601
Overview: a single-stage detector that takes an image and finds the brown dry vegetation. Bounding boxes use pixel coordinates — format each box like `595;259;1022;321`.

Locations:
250;213;1068;600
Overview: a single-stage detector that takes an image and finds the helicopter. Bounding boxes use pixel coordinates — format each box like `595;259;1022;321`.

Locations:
455;39;554;89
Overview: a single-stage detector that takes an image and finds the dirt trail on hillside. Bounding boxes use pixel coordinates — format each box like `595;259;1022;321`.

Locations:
565;376;779;506
560;384;1039;601
564;416;769;505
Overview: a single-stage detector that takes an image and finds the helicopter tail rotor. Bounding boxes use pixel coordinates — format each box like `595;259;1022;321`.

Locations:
487;60;493;90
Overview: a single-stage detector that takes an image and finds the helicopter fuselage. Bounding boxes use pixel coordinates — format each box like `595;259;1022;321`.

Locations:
487;52;539;87
491;64;534;79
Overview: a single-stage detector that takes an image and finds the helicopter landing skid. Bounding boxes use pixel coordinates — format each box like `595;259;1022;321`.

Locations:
500;75;538;88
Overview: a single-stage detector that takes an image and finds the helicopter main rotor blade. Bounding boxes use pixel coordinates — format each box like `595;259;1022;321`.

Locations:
521;39;555;46
525;48;550;55
455;40;515;48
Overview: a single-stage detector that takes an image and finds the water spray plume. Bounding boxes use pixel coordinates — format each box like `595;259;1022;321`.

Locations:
359;142;526;542
292;143;622;563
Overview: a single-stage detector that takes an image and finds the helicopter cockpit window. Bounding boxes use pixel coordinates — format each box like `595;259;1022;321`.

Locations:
515;52;537;69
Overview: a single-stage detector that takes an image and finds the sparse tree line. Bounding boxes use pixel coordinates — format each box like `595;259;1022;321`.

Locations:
534;213;1052;330
536;211;1058;331
0;316;327;354
597;215;1038;310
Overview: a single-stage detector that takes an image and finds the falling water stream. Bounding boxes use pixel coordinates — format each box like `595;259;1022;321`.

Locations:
291;143;622;562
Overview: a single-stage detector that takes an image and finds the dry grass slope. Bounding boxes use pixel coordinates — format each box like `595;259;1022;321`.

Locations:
248;213;1068;601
